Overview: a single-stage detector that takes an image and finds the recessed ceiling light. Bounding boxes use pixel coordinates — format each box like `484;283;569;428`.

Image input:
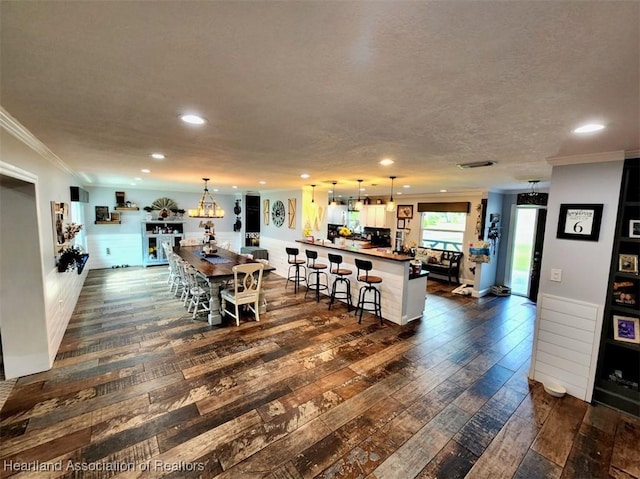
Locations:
300;173;310;179
134;177;142;181
232;186;238;189
573;123;605;134
380;158;394;166
141;168;151;173
440;189;447;193
130;182;137;186
150;153;165;160
259;180;266;185
403;185;410;189
180;114;207;125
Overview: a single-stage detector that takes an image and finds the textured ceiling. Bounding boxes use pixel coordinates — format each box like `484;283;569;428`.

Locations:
1;1;638;197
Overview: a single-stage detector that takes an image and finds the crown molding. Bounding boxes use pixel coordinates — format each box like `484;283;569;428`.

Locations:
625;149;640;159
547;150;625;166
0;106;75;176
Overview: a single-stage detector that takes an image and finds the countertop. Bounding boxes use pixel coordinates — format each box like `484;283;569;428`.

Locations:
295;239;413;262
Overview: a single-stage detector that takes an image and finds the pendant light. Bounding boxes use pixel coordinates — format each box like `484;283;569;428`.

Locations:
330;181;338;206
310;184;317;209
527;180;540;197
188;178;225;218
354;179;363;211
386;176;396;212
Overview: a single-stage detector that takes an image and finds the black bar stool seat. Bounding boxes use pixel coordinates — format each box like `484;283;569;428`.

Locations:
285;247;307;293
327;253;353;311
354;258;383;325
305;250;329;302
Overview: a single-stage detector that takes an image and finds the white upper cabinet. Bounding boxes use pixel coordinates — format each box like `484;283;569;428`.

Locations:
361;205;388;227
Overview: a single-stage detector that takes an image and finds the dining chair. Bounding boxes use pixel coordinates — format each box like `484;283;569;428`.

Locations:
185;266;211;319
220;262;265;326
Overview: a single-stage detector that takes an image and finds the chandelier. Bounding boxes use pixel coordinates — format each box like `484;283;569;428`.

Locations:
188;178;225;218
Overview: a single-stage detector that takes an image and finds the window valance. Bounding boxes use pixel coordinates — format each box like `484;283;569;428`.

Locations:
417;202;470;213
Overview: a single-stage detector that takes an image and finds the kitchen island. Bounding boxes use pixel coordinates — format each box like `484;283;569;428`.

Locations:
295;239;428;325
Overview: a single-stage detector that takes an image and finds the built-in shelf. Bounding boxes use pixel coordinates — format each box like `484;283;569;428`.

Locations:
95;221;121;225
114;207;140;211
593;158;640;417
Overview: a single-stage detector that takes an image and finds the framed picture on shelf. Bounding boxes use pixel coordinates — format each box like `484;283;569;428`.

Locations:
397;218;405;229
110;212;121;223
613;281;637;306
95;206;110;222
619;254;639;274
613;315;640;344
630;219;640;238
556;203;603;241
397;205;413;219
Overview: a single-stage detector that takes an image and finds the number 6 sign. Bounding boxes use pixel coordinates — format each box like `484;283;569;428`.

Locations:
557;203;603;242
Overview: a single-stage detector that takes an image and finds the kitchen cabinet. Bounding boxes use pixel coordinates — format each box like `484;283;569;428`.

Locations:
142;221;185;267
361;205;388;227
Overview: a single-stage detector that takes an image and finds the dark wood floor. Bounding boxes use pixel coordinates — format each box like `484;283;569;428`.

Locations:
1;266;638;479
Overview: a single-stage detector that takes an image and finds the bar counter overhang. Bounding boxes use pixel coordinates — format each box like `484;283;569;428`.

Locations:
296;239;428;325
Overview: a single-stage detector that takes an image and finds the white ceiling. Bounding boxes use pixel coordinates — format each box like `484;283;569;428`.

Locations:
1;1;638;198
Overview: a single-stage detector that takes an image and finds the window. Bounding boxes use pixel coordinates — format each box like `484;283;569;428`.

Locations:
420;212;465;251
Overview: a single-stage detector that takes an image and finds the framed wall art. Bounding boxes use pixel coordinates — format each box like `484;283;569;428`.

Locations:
630;219;640;238
397;205;413;219
556;203;603;241
51;201;69;254
613;315;640;344
95;206;110;222
619;254;639;274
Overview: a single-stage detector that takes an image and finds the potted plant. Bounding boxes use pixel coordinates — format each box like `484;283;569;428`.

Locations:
57;245;89;274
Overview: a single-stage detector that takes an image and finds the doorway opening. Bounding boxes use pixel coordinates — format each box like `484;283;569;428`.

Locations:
509;207;546;299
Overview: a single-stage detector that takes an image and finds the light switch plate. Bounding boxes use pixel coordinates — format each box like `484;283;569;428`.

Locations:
550;268;562;282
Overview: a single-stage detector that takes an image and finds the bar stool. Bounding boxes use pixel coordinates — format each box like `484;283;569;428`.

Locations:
285;247;307;293
354;258;383;325
305;250;329;302
327;253;353;311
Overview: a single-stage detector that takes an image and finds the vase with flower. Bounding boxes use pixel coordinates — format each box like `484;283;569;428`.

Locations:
337;226;351;246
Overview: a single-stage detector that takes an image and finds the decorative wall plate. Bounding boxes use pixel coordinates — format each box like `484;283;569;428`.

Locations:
264;199;270;225
151;197;178;211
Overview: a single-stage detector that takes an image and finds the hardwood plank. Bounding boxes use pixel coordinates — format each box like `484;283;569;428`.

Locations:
453;385;527;457
0;268;632;479
415;439;478;479
609;416;640;479
560;422;614;479
371;403;471;478
513;449;562;479
531;395;588;467
465;414;539;478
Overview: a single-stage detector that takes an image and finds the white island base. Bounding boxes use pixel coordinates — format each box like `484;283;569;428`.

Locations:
296;240;428;325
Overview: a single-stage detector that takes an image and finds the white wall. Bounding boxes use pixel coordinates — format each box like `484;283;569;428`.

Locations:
0;124;88;378
530;157;624;401
84;186;243;268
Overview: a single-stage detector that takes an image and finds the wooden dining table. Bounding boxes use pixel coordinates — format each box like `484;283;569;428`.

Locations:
175;244;274;326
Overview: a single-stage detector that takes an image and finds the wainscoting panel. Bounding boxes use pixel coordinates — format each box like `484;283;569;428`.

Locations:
86;233;142;269
530;293;602;402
